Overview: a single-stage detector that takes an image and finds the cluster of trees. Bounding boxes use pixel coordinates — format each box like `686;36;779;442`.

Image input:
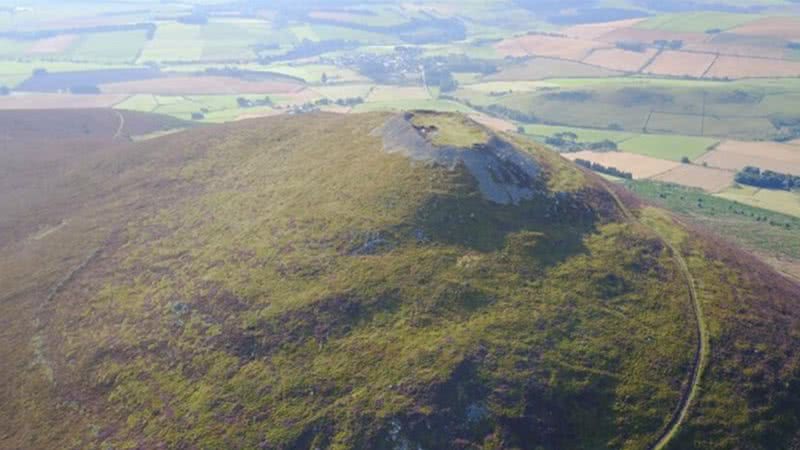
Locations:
236;96;273;108
287;96;365;114
574;159;633;179
616;41;647;52
315;97;364;107
789;42;800;50
545;132;618;152
544;90;593;102
735;166;800;191
654;39;684;50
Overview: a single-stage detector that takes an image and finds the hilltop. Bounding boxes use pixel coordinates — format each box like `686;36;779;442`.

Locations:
1;111;798;450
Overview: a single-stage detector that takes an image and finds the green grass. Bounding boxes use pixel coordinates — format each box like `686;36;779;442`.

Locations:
138;23;204;63
525;124;718;161
619;134;718;161
472;77;800;140
2;110;800;450
627;180;800;259
115;94;158;112
67;30;148;63
410;112;489;147
262;63;366;83
0;112;702;449
524;124;636;143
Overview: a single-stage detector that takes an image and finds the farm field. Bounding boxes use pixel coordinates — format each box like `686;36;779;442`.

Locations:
704;56;800;79
651;163;735;192
67;30;149;63
25;34;78;55
3;3;800;449
635;12;761;33
627;180;800;268
645;112;702;135
562;18;646;40
716;185;800;218
593;27;709;46
582;48;658;72
563;151;680;179
0;0;798;211
487;57;622;81
524;124;635;143
366;85;430;102
729;17;800;40
618;134;718;161
495;34;602;60
696;140;800;175
467;113;515;132
138;23;204;62
260;64;367;83
643;51;717;78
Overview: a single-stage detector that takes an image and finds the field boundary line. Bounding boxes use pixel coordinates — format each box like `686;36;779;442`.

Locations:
647;163;687;181
638;48;663;74
700;53;719;79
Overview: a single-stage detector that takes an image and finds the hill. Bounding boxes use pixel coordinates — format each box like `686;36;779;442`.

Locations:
0;111;798;450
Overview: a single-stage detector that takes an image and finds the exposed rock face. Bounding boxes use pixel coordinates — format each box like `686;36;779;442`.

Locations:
378;113;542;205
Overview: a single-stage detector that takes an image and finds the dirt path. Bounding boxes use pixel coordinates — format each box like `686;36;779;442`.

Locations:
604;183;709;450
113;110;125;141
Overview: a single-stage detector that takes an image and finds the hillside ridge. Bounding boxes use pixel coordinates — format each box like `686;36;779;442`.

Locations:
0;111;798;450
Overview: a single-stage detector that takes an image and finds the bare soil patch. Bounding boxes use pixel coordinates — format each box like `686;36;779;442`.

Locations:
563;151;680;179
652;164;734;192
100;76;305;95
562;18;647;40
643;50;717;77
729;17;800;40
26;34;78;54
467;113;516;132
704;55;800;79
696;140;800;175
583;47;658;72
496;35;603;61
685;32;788;59
685;42;786;59
595;28;710;45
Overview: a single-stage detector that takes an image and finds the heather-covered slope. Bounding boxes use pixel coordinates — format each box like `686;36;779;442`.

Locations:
0;111;798;449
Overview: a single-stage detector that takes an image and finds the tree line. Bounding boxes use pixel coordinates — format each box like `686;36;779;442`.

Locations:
735;166;800;191
574;159;633;180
